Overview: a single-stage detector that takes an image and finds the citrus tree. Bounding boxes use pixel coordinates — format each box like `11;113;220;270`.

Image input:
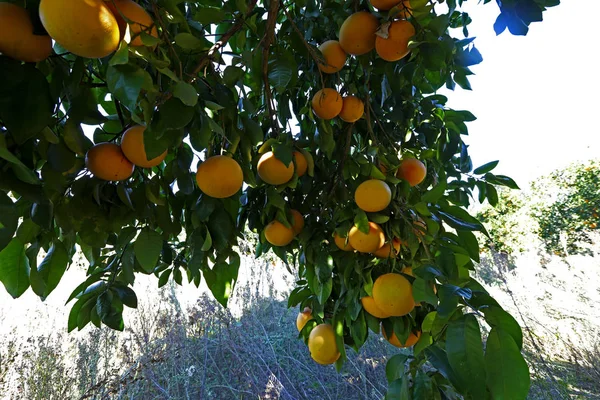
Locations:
0;0;559;398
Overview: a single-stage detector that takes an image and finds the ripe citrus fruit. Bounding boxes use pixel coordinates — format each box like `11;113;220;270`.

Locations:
373;238;402;258
383;328;420;348
296;307;313;331
85;143;134;181
355;179;392;212
339;11;379;56
293;151;308;177
308;324;340;365
339;96;364;123
361;296;390;318
39;0;120;58
195;155;244;198
257;151;294;185
376;20;415;62
106;0;158;47
373;273;415;316
264;220;294;247
120;125;167;168
317;40;347;74
348;222;385;253
370;0;407;11
402;266;413;277
312;88;343;120
290;209;304;236
397;158;426;186
333;232;354;251
0;3;52;62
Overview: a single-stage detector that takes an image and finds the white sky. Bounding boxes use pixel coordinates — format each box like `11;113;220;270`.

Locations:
442;0;600;187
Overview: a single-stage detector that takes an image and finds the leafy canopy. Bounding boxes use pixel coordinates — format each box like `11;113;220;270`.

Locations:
0;0;558;398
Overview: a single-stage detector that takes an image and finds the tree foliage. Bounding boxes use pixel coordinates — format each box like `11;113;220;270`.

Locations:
479;160;600;258
0;0;560;398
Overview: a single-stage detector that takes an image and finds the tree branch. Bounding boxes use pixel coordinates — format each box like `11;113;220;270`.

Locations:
263;0;280;136
280;1;325;89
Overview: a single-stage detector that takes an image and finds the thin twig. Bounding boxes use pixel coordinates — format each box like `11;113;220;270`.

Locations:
262;0;280;136
280;1;325;89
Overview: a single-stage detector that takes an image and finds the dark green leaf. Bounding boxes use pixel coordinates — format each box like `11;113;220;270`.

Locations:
0;238;30;298
446;314;487;399
134;229;163;273
485;328;530;400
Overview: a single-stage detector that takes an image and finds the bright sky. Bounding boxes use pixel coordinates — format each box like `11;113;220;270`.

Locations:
442;0;600;187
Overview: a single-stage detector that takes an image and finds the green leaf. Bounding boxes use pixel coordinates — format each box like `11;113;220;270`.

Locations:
446;314;487;399
386;377;410;400
0;238;30;298
483;306;523;349
32;241;69;300
485;328;530;400
473;160;499;175
134;229;163;273
438;205;488;235
15;219;41;244
425;346;465;393
193;7;227;25
486;183;499;206
63;120;93;157
109;41;129;66
173;81;198;106
203;257;239;307
174;33;210;50
0;140;41;185
47;142;76;173
413;369;435;400
106;65;149;111
354;209;370;234
386;354;409;383
456;229;480;262
0;63;53;143
413;277;438;306
421;174;447;203
485;173;520;190
272;143;293;168
0;192;19;252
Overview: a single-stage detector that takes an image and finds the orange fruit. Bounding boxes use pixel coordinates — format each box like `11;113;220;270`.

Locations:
39;0;120;58
308;324;341;365
397;158;426;186
355;179;392;212
317;40;347;74
383;328;420;348
373;273;414;316
0;3;52;62
361;296;390;318
402;266;414;277
85;143;134;181
376;20;415;62
120;125;167;168
106;0;158;47
290;209;304;236
334;232;354;251
264;220;294;247
257;151;294;185
195;155;244;198
312;88;343;120
373;238;402;258
296;307;313;331
348;222;385;253
293;151;308;177
339;96;365;123
338;12;379;56
370;0;406;11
